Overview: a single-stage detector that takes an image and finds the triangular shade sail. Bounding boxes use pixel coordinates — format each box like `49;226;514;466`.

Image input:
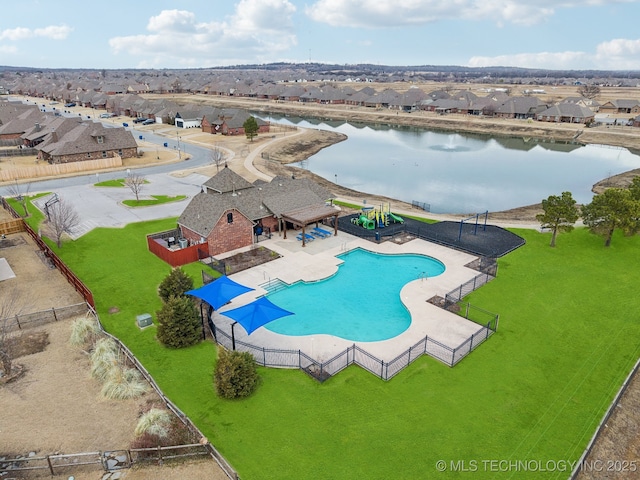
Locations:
220;296;295;335
186;276;254;310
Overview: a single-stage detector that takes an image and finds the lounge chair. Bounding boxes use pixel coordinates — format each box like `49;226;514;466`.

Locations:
313;226;332;237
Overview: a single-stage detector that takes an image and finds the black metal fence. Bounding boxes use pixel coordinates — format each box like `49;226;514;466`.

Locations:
336;215;526;258
209;319;496;382
412;200;431;212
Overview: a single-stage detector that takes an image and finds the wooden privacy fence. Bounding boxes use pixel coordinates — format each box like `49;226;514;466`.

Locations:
0;155;122;182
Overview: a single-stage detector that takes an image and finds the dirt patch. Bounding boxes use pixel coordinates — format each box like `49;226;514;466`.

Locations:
0;232;84;314
0;318;148;456
261;129;347;163
6;330;49;359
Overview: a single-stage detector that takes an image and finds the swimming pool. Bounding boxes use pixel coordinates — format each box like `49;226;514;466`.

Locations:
264;248;445;341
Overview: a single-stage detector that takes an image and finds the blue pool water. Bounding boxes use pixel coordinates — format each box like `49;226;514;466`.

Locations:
264;248;445;341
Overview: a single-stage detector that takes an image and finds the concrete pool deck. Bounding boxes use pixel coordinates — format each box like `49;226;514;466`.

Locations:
212;230;489;364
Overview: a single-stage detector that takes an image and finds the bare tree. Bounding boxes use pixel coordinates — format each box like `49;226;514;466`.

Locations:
125;172;146;202
0;286;26;376
210;146;225;173
6;181;31;217
577;84;601;99
44;197;80;248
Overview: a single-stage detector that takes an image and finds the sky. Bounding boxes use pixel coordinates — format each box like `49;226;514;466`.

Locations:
1;0;640;71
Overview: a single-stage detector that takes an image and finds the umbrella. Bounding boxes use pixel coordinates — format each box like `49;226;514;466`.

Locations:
186;276;254;310
220;296;295;335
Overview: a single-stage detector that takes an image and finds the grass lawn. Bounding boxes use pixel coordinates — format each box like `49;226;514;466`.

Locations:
122;195;187;207
95;178;150;187
6;193;49;226
49;219;640;480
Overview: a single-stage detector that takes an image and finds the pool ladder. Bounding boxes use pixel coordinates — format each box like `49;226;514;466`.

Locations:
417;272;428;281
261;278;289;294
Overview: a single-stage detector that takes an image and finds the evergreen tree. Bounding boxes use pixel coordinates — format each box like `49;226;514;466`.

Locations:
243;116;259;142
156;295;201;348
536;192;579;247
158;267;193;303
582;188;640;247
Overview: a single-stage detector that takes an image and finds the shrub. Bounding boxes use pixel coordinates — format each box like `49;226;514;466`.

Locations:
90;337;119;381
101;366;148;400
156;295;201;348
158;267;194;303
134;408;172;438
214;348;259;399
69;315;100;347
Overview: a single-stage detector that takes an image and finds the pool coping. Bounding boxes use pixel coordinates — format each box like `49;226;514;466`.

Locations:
211;230;489;364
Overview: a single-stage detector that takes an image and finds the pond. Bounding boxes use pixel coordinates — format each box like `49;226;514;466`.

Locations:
259;114;640;214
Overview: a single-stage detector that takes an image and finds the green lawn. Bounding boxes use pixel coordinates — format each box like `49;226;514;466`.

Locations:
122;195;187;207
95;179;127;187
95;178;150;187
49;218;640;480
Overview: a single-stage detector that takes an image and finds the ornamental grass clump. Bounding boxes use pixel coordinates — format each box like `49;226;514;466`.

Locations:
134;408;172;438
101;365;148;400
90;337;119;382
69;315;101;347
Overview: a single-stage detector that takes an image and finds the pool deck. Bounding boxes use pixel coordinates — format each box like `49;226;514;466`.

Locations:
213;230;488;364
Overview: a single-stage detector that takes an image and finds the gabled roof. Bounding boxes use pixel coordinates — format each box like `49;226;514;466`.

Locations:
203;166;254;194
38;122;137;156
178;170;335;237
537;103;595;119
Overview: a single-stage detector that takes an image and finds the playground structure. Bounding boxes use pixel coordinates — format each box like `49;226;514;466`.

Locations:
458;211;489;241
351;203;404;230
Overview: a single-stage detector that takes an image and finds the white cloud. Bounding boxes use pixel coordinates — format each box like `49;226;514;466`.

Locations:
306;0;634;27
0;25;71;41
595;38;640;69
109;1;297;67
468;36;640;70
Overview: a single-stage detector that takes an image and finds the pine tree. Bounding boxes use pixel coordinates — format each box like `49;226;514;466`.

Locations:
158;267;194;303
156;295;201;348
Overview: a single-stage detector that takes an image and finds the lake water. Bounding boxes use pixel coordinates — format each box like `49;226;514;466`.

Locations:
259;114;640;214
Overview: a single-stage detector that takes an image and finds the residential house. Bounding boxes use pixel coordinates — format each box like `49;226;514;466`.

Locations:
218;110;269;136
37;122;138;163
0;105;47;141
177;167;338;256
175;110;203;129
495;97;549;119
599;99;640;114
536;104;595;124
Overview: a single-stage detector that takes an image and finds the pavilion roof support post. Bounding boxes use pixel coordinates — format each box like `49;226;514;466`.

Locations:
333;214;338;235
302;225;306;247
